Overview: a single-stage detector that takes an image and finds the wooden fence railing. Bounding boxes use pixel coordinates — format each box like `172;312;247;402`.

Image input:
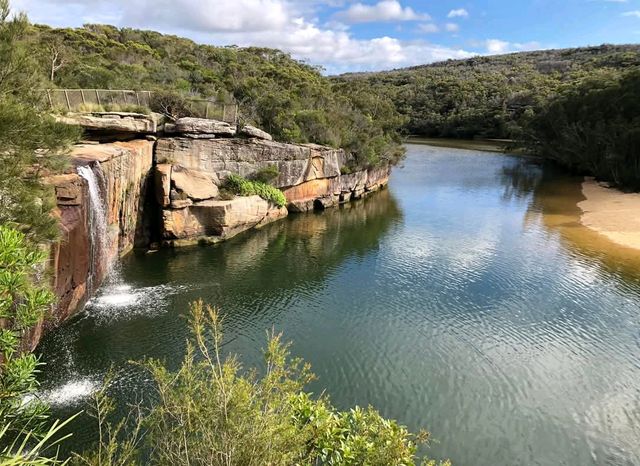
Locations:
43;89;239;124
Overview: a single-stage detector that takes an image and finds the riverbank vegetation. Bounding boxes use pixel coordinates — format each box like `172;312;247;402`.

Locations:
224;173;287;207
338;45;640;190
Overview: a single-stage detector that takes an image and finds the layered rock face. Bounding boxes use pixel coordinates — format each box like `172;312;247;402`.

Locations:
154;137;389;244
48;140;153;326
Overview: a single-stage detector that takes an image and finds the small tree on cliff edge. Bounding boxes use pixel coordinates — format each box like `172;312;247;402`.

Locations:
0;0;80;244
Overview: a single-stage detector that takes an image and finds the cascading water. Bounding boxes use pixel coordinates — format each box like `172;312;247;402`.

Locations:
77;163;114;292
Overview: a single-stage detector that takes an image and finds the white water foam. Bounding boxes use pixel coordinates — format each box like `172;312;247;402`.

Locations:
86;283;189;322
24;378;98;409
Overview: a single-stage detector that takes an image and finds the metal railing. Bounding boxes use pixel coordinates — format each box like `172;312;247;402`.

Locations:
43;89;239;125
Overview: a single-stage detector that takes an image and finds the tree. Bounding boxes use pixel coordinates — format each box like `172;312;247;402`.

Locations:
0;1;79;462
0;0;80;243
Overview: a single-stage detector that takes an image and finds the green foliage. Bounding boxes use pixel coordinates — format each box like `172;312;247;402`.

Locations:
340;44;640;188
339;44;640;141
0;416;77;465
72;374;142;466
77;301;446;466
251;165;279;185
26;24;403;168
0;1;80;243
148;89;194;121
0;226;51;436
525;67;640;190
225;174;287;207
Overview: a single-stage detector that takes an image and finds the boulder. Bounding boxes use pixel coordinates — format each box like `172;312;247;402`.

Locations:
314;196;338;210
162;195;287;240
171;166;219;201
55;112;157;134
240;125;273;141
167;118;236;137
288;199;315;213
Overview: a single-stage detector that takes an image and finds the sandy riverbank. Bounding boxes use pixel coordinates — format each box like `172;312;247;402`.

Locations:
578;178;640;251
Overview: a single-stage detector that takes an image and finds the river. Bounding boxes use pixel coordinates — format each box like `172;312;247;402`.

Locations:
37;143;640;465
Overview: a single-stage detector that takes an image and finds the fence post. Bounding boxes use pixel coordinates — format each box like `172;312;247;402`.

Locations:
221;105;226;122
63;89;71;111
95;89;101;106
205;102;210;119
136;92;141;106
46;89;53;109
80;89;86;105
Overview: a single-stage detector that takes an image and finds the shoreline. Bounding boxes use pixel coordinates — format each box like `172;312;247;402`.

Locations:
578;178;640;252
405;136;515;153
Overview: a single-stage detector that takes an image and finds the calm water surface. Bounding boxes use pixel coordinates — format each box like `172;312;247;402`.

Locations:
38;144;640;465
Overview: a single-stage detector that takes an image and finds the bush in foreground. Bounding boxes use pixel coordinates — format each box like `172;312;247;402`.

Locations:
77;301;449;466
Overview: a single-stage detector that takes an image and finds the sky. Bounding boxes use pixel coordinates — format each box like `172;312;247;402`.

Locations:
12;0;640;74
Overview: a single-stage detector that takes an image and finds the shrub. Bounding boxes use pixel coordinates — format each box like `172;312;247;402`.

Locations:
251;164;280;184
225;173;287;207
78;301;448;466
149;90;194;121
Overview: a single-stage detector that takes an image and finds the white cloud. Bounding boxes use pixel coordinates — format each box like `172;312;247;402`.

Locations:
445;22;460;32
13;0;473;74
484;39;541;55
337;0;429;23
622;10;640;18
418;23;439;34
485;38;510;54
447;8;469;18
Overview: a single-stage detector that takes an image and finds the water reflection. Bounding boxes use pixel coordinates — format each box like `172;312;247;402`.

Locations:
499;157;640;281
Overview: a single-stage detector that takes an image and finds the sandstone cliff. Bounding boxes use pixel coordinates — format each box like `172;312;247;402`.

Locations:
43;116;390;343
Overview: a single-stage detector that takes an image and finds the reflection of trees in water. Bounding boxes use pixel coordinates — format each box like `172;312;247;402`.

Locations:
160;189;403;293
500;157;640;282
499;157;544;202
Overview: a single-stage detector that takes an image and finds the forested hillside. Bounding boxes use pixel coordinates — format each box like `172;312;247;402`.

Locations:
27;22;640;189
337;44;640;140
338;45;640;189
28;24;406;168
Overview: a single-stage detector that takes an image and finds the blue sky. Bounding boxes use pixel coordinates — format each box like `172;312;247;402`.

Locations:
13;0;640;74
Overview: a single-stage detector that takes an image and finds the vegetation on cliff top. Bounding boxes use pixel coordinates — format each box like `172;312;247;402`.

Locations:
28;23;405;169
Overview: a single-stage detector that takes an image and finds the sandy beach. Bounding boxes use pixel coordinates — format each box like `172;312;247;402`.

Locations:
578;178;640;251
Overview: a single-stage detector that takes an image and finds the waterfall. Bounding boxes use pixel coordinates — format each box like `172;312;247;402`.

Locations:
77;162;113;292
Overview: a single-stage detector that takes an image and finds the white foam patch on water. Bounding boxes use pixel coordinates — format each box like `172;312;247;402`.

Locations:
39;378;98;407
86;283;189;322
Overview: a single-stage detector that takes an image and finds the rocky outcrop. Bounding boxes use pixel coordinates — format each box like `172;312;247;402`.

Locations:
42;118;391;343
154;136;390;242
56;112;162;136
239;125;272;141
165;118;236;137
